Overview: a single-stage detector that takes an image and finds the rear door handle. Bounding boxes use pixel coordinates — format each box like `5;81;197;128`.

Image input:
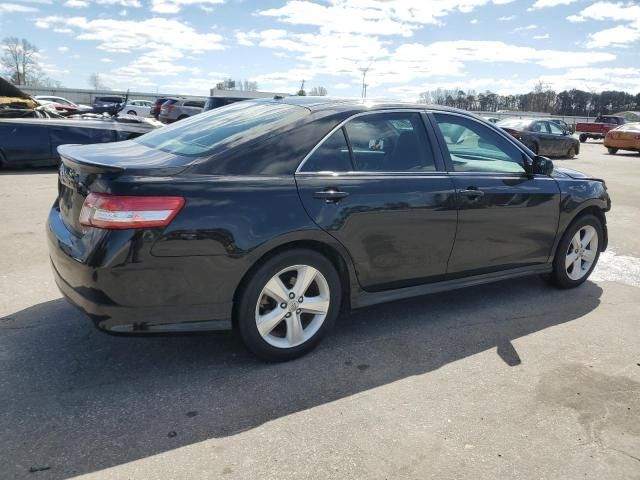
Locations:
313;189;350;202
459;188;485;198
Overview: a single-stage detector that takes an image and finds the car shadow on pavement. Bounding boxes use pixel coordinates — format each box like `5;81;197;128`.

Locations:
0;277;602;479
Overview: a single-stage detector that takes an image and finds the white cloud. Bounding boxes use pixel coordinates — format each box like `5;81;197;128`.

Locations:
533;33;550;39
513;24;537;32
64;0;89;7
470;18;478;24
567;1;640;48
529;0;576;10
57;46;69;52
0;3;38;13
333;82;351;89
151;0;223;14
498;15;515;20
100;57;112;62
258;0;516;37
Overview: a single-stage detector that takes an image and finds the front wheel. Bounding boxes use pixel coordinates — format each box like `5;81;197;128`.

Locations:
607;147;618;154
579;134;587;143
566;146;576;159
127;110;137;116
236;249;342;361
549;214;602;288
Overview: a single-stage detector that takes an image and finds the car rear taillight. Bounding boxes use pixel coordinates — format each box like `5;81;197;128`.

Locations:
167;104;174;113
79;193;185;229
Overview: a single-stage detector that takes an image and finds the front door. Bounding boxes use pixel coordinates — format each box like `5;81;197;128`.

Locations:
430;112;561;276
296;111;458;291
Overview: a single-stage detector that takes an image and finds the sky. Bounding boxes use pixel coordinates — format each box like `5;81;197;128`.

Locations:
0;0;639;100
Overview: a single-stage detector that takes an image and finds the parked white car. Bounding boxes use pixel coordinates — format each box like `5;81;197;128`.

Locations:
124;100;153;117
34;95;91;111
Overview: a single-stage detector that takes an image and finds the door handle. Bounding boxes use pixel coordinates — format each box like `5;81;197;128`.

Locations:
459;188;485;198
313;189;350;202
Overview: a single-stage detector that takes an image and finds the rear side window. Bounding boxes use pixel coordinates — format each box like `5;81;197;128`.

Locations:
301;128;352;172
184;101;205;108
135;101;308;156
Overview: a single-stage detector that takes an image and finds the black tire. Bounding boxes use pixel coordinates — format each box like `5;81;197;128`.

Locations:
579;134;587;143
177;115;189;121
548;214;603;289
236;249;342;361
566;146;576;159
127;110;137;115
607;147;618;154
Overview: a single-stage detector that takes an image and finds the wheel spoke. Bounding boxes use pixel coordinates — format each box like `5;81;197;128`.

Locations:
581;228;596;249
286;312;305;346
293;266;318;297
257;308;286;337
263;276;290;304
571;235;581;250
582;248;596;262
572;257;582;274
300;297;329;315
565;251;579;270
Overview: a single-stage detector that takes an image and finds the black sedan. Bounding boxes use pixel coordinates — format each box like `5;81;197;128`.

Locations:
48;98;610;360
497;118;580;158
0;116;160;168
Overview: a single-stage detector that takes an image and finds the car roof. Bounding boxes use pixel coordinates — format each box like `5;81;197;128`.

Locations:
249;96;477;116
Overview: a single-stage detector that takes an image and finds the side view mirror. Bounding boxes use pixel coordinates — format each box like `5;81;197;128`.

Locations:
532;155;554;176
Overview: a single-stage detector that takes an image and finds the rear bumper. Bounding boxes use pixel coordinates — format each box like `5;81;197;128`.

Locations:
47;207;233;334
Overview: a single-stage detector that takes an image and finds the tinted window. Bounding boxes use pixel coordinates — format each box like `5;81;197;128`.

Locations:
301;128;352;172
344;112;434;172
184;101;205;108
136;101;308;156
433;113;525;174
497;118;531;130
531;121;548;133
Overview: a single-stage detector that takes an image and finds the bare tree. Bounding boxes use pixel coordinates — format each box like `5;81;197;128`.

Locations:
309;86;328;96
88;73;109;90
1;37;41;85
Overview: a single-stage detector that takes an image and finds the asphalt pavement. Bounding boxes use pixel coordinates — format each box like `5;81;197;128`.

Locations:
1;141;639;479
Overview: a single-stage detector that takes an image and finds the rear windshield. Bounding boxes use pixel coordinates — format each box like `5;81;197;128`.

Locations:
497;118;531;130
135;101;308;156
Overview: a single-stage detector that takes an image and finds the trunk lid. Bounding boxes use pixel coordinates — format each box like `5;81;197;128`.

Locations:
56;142;187;236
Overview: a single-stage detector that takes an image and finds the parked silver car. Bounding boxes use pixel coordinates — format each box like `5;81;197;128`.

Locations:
124;100;153;117
158;97;205;123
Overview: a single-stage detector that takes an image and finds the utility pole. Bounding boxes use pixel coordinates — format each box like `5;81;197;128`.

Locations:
359;66;370;98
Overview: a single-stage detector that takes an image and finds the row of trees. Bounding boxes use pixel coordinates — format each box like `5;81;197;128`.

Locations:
419;83;640;116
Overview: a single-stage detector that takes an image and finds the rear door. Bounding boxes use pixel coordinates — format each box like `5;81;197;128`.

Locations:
0;122;52;166
430;112;560;275
296;110;458;291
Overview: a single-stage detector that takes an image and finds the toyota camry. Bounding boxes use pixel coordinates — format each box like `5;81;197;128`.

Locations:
48;97;610;361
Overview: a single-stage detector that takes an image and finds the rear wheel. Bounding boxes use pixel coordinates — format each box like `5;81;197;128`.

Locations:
607;147;618;154
548;214;602;289
566;146;576;159
127;110;137;116
579;134;587;143
236;249;342;361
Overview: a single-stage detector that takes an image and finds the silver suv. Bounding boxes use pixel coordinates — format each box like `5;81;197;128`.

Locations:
158;98;205;123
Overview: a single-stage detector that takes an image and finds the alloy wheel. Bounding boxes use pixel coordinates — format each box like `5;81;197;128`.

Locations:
565;225;598;281
255;265;330;349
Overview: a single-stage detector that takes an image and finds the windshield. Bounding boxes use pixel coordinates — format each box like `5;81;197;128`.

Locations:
497;118;531;130
617;123;640;132
135;101;308;156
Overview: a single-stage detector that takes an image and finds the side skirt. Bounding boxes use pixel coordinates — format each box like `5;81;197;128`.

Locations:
351;264;553;309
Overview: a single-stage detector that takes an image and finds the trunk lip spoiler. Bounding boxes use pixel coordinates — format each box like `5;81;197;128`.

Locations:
60;154;125;174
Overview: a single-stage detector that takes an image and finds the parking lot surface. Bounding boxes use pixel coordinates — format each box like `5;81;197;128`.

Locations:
1;141;639;479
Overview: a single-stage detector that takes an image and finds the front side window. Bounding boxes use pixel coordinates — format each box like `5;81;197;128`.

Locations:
433;113;525;174
548;122;564;135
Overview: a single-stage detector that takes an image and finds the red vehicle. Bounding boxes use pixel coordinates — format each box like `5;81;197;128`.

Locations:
576;115;626;143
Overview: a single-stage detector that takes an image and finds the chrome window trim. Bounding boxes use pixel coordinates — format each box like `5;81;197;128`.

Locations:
295;108;432;175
